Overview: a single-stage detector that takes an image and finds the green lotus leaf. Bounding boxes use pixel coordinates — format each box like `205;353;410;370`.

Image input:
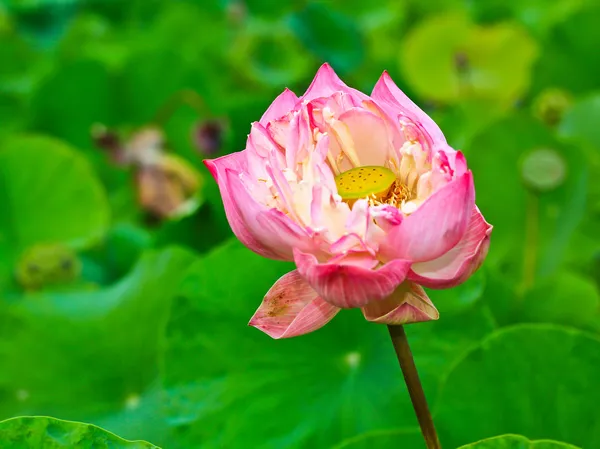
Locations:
330;427;423;449
0;416;158;448
0;135;109;252
436;325;600;448
472;0;585;38
230;18;313;87
0;135;110;290
426;267;486;316
31;59;116;149
0;247;195;445
401;15;538;104
559;94;600;151
465;114;586;279
458;433;580;448
558;93;600;269
531;4;600;95
520;271;600;331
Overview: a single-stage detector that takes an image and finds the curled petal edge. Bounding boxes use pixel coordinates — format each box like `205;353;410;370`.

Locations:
362;282;439;325
371;71;446;146
259;88;299;125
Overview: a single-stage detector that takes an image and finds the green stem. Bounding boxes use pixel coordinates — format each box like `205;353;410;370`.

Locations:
520;190;539;295
387;325;441;449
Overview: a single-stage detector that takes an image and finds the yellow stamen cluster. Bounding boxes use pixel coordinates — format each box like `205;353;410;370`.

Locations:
367;179;410;208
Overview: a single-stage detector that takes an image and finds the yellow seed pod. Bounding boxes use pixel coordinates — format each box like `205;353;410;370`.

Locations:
335;166;396;201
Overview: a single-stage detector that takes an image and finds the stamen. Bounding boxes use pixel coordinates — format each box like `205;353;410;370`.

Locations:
386;157;400;174
368;179;411;207
327;153;341;175
336;152;346;173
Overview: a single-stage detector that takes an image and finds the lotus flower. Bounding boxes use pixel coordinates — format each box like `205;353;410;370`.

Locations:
205;64;492;339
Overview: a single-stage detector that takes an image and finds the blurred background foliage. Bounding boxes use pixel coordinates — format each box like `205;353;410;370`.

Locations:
0;0;599;448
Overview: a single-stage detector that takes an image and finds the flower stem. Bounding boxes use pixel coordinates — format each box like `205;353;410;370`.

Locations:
520;190;539;294
387;324;441;449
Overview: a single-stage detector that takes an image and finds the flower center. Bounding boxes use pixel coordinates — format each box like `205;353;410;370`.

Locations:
334;166;410;207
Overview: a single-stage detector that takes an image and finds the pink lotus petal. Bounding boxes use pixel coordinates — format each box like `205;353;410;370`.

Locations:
343;199;384;254
329;233;370;256
409;207;493;288
371;204;404;233
381;171;475;263
448;149;468;177
337;108;394;167
260;88;299;125
266;116;291;149
265;164;298;221
206;154;281;260
284;107;313;168
372;71;446;146
255;208;320;257
248;122;282;157
427;150;454;191
300;63;369;104
245;123;286;182
328;250;380;269
249;270;340;339
362;282;439;324
224;168;309;260
361;101;406;156
294;248;412;308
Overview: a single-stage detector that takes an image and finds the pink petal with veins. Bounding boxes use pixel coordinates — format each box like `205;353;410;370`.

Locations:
249;270;340;339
